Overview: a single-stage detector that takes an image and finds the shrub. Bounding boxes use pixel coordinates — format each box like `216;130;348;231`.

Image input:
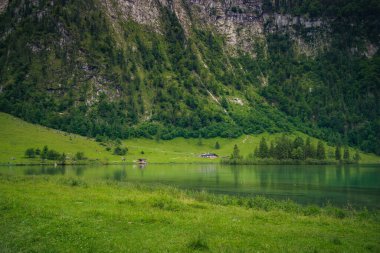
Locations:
113;146;128;156
46;149;61;160
75;152;86;160
25;148;35;158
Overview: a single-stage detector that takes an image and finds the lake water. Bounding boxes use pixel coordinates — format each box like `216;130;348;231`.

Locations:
1;164;379;209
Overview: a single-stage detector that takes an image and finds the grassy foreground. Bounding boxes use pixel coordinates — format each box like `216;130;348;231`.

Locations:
0;175;379;252
1;112;379;164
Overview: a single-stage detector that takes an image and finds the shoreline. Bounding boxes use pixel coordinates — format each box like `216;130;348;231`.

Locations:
1;160;380;166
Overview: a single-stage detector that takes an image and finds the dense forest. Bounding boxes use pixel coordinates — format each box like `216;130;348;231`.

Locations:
0;0;379;154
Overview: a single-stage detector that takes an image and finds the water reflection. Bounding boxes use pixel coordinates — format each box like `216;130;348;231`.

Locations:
3;163;379;208
24;166;65;175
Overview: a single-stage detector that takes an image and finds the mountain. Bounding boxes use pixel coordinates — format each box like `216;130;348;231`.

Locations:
0;0;379;154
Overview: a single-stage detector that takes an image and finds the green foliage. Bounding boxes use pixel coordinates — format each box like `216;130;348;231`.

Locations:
258;137;269;158
335;146;342;160
26;145;63;160
343;147;350;160
24;148;35;158
231;144;242;160
354;150;361;161
316;141;326;160
113;146;128;156
0;0;378;157
215;141;220;149
75;152;86;161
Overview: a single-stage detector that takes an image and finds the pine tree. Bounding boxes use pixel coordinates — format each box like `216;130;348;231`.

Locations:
254;147;259;158
343;147;350;160
293;136;304;149
41;145;49;160
269;141;275;158
231;144;241;159
155;127;161;143
316;141;326;160
335;146;342;160
353;150;360;162
258;137;269;158
304;137;312;159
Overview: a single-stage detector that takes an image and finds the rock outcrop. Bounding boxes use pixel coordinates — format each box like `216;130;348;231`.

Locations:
101;0;329;55
0;0;8;14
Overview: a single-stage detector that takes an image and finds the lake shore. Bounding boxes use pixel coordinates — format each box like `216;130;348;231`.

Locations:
0;174;379;252
2;112;380;166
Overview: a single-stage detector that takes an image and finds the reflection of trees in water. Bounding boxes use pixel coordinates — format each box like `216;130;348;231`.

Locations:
230;167;240;188
24;166;65;175
139;165;145;177
75;167;85;176
113;168;127;181
215;169;220;186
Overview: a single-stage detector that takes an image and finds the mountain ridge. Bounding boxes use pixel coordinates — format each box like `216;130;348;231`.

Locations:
0;0;379;154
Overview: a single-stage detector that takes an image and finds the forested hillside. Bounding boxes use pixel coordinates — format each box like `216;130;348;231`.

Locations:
0;0;379;154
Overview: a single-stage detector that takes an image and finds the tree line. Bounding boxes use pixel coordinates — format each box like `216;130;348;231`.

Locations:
227;136;360;164
25;146;86;163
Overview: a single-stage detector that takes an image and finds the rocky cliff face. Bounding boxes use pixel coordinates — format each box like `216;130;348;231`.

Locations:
0;0;8;14
102;0;329;55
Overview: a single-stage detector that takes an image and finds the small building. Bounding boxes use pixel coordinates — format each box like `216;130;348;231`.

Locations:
200;153;219;159
137;158;147;164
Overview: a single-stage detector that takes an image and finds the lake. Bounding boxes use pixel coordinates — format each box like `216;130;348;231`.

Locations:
1;163;379;209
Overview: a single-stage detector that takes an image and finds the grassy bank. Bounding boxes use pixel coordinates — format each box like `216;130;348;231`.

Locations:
0;174;379;252
1;112;379;165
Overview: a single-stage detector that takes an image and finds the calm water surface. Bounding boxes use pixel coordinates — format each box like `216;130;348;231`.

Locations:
2;164;380;208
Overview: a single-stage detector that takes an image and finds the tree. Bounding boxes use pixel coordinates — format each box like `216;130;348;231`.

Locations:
25;148;35;158
258;137;269;158
353;150;360;162
293;136;304;149
113;147;127;156
60;153;67;164
215;141;221;149
316;141;326;160
274;135;292;159
75;152;86;160
231;144;242;159
304;138;313;159
41;146;49;160
254;147;259;158
291;147;304;160
335;146;342;160
343;147;350;160
269;141;275;158
47;149;61;160
155;127;161;143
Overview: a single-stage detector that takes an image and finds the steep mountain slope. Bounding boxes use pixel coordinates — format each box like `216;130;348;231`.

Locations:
0;0;379;154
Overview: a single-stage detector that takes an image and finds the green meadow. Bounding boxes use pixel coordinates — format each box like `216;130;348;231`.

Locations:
0;175;379;252
1;112;380;252
0;112;379;165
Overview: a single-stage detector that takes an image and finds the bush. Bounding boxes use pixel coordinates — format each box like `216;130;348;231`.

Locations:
46;149;61;160
75;152;86;160
113;146;128;156
25;148;35;158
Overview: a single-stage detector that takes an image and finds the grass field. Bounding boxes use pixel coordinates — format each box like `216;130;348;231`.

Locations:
1;112;379;164
0;175;379;252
